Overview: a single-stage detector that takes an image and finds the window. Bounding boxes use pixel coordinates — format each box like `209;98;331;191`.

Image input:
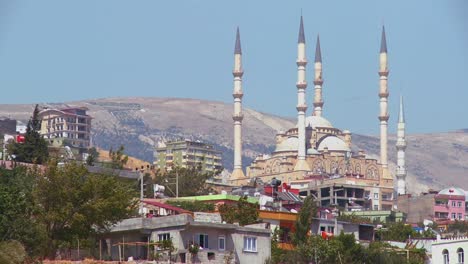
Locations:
458;248;464;264
452;201;457;207
459;213;463;220
243;237;257;252
374;193;379;199
374;205;379;211
458;202;463;207
158;233;170;241
196;234;209;249
327;226;334;234
452;213;457;219
218;236;225;251
443;249;449;264
320;226;326;232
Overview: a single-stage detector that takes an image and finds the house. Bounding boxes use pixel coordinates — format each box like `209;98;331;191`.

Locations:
431;236;467;264
102;214;271;263
310;218;374;241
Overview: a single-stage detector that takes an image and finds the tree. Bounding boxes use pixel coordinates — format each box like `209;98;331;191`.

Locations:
34;162;137;258
86;147;99;166
292;195;317;245
376;222;417;242
153;164;218;197
218;196;259;226
166;200;215;212
0;240;27;264
108;145;128;169
0;167;46;257
8;104;49;164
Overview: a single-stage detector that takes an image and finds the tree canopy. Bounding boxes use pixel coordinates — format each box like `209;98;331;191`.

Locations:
218;196;259;226
0;162;137;259
8;104;49;164
292;195;317;245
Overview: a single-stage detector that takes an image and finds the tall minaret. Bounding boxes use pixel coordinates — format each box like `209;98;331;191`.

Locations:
231;27;245;181
313;35;324;117
294;16;311;171
396;96;407;195
378;26;390;177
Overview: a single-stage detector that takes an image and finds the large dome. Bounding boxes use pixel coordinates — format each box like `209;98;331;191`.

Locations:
317;136;350;152
304;116;334;128
275;137;298;152
438;187;466;196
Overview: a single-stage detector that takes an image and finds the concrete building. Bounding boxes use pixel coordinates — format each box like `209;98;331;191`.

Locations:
154;139;222;173
398;187;468;225
38;107;92;151
103;214;271;263
290;176;394;212
431;236;467;264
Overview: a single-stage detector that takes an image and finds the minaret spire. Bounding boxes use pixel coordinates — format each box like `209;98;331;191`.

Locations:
294;16;311;172
378;25;390;178
231;27;246;182
313;35;324;117
396;95;407;194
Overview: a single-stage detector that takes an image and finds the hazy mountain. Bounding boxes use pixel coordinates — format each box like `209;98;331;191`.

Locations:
1;97;467;193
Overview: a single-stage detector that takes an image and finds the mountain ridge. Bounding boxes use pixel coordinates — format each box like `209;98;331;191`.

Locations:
1;97;467;193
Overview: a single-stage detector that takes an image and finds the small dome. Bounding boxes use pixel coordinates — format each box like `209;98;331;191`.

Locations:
317;136;350;152
438;187;466;196
307;148;320;155
304;116;334;129
275;137;298;152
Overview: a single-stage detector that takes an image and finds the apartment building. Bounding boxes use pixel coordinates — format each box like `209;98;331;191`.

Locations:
38;107;92;150
155;140;222;172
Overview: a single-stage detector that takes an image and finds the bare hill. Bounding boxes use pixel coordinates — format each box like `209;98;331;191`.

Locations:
1;97;467;193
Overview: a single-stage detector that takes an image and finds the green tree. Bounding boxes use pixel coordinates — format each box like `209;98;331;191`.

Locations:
292;195;317;245
166;200;215;212
376;222;417;242
0;240;27;264
108;145;128;169
218;196;259;226
153;165;218;197
86;147;99;166
0;166;46;257
8;104;49;164
34;162;137;258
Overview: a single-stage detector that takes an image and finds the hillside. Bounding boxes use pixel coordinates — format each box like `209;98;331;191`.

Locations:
1;97;467;193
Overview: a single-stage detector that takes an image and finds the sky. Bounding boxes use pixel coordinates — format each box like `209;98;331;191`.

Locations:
0;0;467;134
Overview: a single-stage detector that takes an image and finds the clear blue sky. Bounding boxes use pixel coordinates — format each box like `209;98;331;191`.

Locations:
0;0;467;134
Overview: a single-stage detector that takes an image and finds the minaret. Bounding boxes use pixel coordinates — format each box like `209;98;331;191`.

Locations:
294;16;311;171
396;96;407;195
378;26;390;177
231;27;246;181
313;35;324;117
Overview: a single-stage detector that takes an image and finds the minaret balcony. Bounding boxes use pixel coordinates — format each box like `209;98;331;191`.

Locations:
313;80;323;85
378;70;389;76
232;113;244;122
232;92;244;99
296;104;307;112
313;101;324;107
379;92;389;97
232;70;244;77
296;82;307;89
296;59;307;66
378;116;389;121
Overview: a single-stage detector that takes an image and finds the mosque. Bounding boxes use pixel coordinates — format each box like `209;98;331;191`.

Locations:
228;17;408;209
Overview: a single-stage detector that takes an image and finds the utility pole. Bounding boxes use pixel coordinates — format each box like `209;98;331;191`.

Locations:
176;170;179;198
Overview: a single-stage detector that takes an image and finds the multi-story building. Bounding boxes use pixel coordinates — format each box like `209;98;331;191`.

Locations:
154;140;222;173
38;107;92;151
397;187;467;225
